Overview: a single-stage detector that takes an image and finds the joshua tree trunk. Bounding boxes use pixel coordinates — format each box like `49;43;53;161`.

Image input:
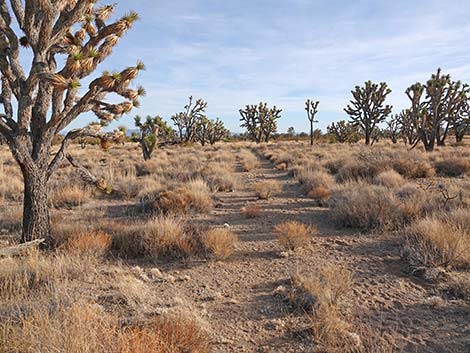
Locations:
310;121;314;146
21;167;50;243
364;127;371;145
140;140;152;160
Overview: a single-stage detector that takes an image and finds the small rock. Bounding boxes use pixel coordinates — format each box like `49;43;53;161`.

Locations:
279;251;290;258
223;223;231;228
166;274;176;283
149;268;162;277
273;285;287;296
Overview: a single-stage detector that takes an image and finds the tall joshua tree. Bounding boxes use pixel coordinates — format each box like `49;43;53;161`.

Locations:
406;69;468;151
305;99;319;145
0;2;144;242
134;115;172;160
386;114;401;144
171;96;207;143
344;81;392;145
239;102;281;143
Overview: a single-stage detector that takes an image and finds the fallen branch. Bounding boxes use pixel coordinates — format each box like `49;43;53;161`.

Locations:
0;238;45;257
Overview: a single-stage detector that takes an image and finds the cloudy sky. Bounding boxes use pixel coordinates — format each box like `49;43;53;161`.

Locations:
73;0;470;133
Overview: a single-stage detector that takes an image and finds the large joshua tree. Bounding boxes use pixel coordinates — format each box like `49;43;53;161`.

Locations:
305;99;319;145
0;1;144;242
239;102;281;143
344;81;392;145
171;96;208;143
406;69;468;151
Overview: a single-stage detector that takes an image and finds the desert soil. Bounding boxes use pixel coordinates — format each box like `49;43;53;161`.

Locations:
128;149;470;353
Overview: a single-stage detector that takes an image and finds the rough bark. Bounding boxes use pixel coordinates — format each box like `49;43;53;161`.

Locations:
21;168;50;242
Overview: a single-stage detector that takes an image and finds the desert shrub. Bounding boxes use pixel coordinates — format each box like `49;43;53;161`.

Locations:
201;164;237;191
0;302;210;353
241;205;262;218
373;170;404;188
202;228;238;260
434;158;470;177
275;221;316;250
402;212;470;269
0;171;23;201
307;187;332;205
391;158;435;179
50;185;90;208
254;180;282;199
141;179;213;214
290;265;352;311
65;231;112;257
239;150;260;171
142;216;194;259
0;205;22;233
181;179;213;212
297;168;335;194
106;222;146;258
329;184;403;231
445;274;470;302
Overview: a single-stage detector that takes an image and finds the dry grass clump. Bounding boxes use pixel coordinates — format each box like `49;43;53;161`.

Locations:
241;205;262;218
0;302;210;353
275;221;316;250
373;170;404;188
50;185;91;208
142;216;194;259
434;158;470;177
202;228;238;260
239;150;260;171
391;157;435;179
290;265;353;310
402;210;470;269
143;179;213;214
0;170;23;201
65;231;112;257
254;180;282;199
0;204;22;233
201;163;237;191
298;168;335;194
336;159;385;183
329;184;403;231
180;179;214;212
445;273;470;302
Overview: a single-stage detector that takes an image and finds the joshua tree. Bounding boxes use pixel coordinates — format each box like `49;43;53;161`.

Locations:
327;120;361;143
396;109;418;146
287;126;295;137
171;96;207;143
134;115;172;160
207;118;228;145
386;114;401;144
305;99;319;145
0;2;143;242
344;81;392;145
239;102;281;143
406;69;468;151
454;99;470;143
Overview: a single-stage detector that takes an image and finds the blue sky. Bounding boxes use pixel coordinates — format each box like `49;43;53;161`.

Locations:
71;0;470;133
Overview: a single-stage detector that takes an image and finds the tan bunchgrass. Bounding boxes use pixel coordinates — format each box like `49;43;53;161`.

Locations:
403;213;470;269
142;215;193;259
275;221;316;250
50;185;91;208
65;231;112;257
202;228;238;260
254;180;282;199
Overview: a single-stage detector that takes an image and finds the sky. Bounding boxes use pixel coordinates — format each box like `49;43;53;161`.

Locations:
51;1;470;132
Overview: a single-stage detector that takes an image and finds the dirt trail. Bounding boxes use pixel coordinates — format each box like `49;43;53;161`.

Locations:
151;149;470;353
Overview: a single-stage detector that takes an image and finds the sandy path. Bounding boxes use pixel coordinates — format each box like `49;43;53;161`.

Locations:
151;148;470;353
